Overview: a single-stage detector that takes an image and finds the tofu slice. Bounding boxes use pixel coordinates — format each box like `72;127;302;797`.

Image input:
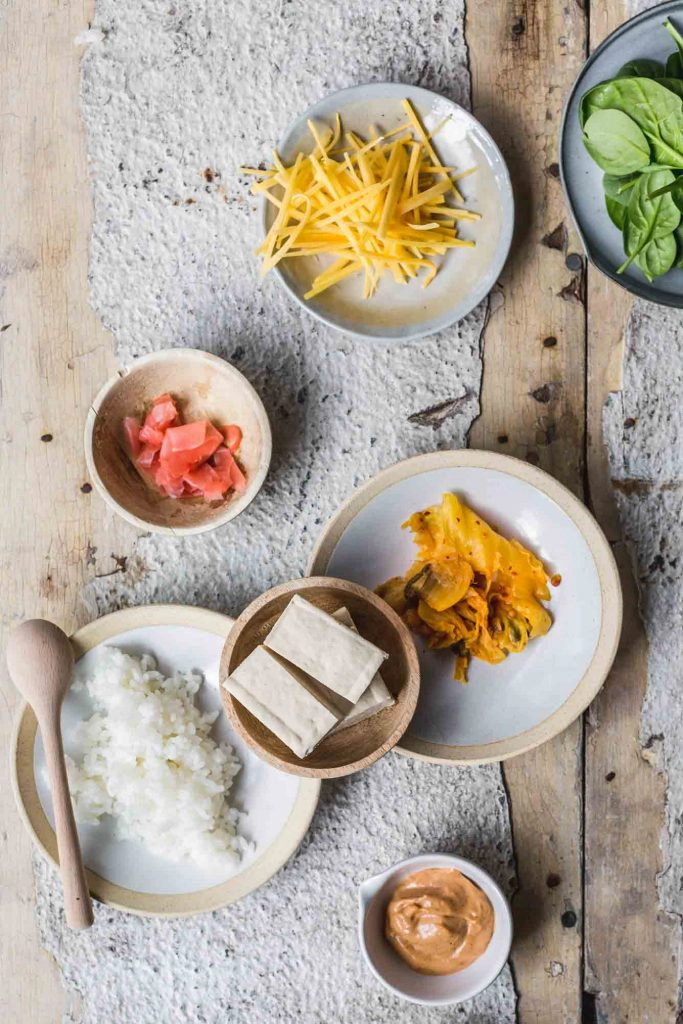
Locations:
223;645;342;759
330;607;395;733
265;595;388;704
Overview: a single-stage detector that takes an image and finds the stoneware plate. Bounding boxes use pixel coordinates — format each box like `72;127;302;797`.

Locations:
266;82;513;342
309;450;622;764
12;605;320;916
358;852;512;1005
561;0;683;306
221;577;420;778
85;348;272;535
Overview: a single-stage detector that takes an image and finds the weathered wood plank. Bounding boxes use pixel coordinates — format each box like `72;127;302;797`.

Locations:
584;4;680;1008
0;1;127;1019
467;1;587;1018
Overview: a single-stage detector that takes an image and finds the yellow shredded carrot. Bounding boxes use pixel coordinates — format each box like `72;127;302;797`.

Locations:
241;102;480;301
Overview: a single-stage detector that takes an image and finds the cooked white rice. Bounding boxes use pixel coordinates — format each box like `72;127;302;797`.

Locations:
65;646;248;866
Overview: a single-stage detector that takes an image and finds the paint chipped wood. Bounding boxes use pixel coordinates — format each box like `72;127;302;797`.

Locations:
467;0;587;1017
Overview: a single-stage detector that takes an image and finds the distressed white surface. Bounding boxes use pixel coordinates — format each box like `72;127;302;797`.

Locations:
602;0;683;1009
35;1;518;1020
604;301;683;961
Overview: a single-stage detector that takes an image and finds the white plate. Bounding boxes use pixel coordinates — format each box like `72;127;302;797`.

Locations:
267;83;514;343
12;606;320;916
310;451;622;763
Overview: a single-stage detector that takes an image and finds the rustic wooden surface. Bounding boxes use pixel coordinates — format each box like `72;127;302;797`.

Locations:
468;1;587;1019
582;5;680;1021
1;0;678;1021
0;0;127;1020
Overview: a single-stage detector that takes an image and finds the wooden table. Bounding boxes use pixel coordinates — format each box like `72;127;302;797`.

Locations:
1;1;675;1021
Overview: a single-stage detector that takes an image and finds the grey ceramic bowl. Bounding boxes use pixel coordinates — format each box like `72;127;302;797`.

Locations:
560;0;683;306
264;83;514;343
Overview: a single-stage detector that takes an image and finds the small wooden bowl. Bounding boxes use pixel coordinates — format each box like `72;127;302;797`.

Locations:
84;348;272;535
220;577;420;778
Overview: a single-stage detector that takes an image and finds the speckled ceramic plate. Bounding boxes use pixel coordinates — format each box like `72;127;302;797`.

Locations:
266;83;513;342
561;0;683;305
309;451;622;764
12;606;320;916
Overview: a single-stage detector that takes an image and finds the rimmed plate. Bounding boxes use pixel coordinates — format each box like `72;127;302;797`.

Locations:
12;605;320;916
560;0;683;306
267;82;513;342
309;450;622;764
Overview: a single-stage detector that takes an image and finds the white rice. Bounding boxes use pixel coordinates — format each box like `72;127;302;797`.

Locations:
65;646;248;867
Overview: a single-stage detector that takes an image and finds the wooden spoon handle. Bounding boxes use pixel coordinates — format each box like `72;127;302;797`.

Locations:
40;714;94;929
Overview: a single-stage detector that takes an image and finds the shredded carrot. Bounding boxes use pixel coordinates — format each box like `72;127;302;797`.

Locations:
240;101;479;301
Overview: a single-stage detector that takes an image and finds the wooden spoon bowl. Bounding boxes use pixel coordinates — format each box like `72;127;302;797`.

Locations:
85;348;272;535
220;577;420;778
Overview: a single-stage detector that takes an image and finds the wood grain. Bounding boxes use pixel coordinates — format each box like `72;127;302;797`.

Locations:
583;7;679;1018
0;0;127;1017
467;0;587;1018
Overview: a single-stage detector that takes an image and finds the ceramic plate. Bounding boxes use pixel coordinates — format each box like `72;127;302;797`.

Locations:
12;605;320;916
561;0;683;305
267;83;513;342
309;451;622;764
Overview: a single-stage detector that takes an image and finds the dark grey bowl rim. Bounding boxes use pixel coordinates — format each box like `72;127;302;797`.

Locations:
559;0;683;308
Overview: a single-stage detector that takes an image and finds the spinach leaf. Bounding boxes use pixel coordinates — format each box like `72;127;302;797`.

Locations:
619;169;681;272
582;109;650;174
666;52;683;78
617;58;665;78
648;174;683;199
635;233;677;280
652;77;683;99
581;78;683;167
603;172;637;203
665;19;683;78
674;223;683;268
605;194;626;230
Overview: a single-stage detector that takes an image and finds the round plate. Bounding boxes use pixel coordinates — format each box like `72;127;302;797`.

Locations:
12;605;320;916
561;0;683;306
267;82;513;342
309;451;622;764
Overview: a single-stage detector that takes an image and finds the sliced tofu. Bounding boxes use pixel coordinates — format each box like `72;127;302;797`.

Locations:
265;594;388;704
330;607;395;732
223;645;342;759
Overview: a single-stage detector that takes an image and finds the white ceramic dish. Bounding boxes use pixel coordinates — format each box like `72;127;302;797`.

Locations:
85;348;272;536
358;852;512;1005
266;83;513;343
12;605;320;916
310;450;622;764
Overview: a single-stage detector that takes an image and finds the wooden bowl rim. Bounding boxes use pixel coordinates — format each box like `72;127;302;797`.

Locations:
220;576;420;778
83;348;272;536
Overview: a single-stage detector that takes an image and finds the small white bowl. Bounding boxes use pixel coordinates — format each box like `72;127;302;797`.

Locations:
84;348;272;536
266;83;513;344
358;852;512;1005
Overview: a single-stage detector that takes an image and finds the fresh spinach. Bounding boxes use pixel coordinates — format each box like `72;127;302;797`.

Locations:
674;223;683;268
582;78;683;168
605;195;626;230
635;234;677;281
665;19;683;79
603;173;637;202
647;174;683;199
617;58;665;78
620;169;680;273
579;20;683;281
582;109;650;174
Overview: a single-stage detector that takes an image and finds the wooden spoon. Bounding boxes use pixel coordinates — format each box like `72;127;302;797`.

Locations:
7;619;94;929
